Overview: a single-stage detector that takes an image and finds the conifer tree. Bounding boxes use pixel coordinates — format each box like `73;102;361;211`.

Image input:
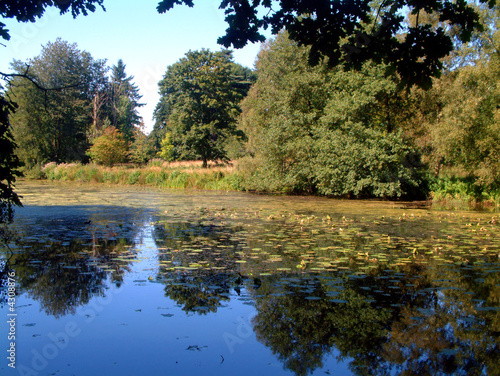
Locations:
109;59;143;142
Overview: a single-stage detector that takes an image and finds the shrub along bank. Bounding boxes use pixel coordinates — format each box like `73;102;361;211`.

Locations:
25;161;500;208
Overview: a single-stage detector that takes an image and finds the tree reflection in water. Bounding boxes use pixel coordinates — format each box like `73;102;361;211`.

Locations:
149;208;500;376
1;197;498;376
0;206;147;317
248;267;499;376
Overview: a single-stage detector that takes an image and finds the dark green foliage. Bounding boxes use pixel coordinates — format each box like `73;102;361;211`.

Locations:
128;128;156;165
7;41;145;171
430;176;499;202
8;39;108;168
314;125;428;199
157;0;494;88
153;49;252;167
239;33;428;199
109;59;144;142
1;0;106;222
0;91;22;222
427;58;500;186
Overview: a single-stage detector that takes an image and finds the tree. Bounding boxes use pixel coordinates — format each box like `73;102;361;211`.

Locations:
0;1;105;221
0;90;22;223
402;4;500;190
87;127;128;166
8;39;108;168
109;59;144;142
239;32;427;198
157;0;495;89
128;125;155;165
157;132;174;162
153;49;248;167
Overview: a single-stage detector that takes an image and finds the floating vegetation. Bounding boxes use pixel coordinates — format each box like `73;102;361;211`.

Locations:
1;181;499;376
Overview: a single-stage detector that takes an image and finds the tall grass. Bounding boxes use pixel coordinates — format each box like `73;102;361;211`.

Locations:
29;161;500;207
38;161;243;191
430;175;500;209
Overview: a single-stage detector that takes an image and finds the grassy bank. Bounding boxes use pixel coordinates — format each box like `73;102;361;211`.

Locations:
30;160;243;191
23;161;500;209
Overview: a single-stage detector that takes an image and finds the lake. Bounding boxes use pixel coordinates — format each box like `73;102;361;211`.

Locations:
1;181;499;376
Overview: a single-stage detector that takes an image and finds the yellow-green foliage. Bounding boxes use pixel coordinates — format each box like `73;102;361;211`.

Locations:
87;127;128;166
37;162;242;191
157;133;174;162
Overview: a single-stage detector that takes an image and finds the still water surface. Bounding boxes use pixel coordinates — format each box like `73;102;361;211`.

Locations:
1;181;499;375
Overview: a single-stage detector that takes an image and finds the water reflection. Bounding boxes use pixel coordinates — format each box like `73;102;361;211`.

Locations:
2;206;148;317
1;185;499;375
148;206;500;375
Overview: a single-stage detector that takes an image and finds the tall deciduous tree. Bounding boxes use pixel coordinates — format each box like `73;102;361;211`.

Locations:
403;3;500;189
153;49;249;167
8;39;108;168
239;32;427;198
1;0;105;221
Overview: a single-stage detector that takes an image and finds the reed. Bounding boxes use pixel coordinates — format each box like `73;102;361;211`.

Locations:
38;161;242;191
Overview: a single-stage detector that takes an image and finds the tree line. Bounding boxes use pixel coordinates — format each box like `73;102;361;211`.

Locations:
6;39;144;168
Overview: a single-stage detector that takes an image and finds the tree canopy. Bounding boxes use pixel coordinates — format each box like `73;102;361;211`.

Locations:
0;0;105;41
153;49;253;167
238;32;427;198
0;0;106;222
5;39;145;171
157;0;497;88
8;39;108;168
109;59;144;142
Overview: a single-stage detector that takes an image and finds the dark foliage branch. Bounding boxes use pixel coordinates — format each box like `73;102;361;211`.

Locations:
1;65;83;94
0;92;22;223
0;0;105;41
157;0;496;88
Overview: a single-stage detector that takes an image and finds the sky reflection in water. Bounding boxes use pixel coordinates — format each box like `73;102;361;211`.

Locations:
0;181;499;376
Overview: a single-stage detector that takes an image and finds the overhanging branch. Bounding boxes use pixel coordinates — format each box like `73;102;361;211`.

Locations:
0;65;83;92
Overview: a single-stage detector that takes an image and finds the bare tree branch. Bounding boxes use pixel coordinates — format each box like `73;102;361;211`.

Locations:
1;65;82;92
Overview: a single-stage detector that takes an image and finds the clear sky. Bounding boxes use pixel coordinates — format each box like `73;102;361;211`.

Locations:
0;0;267;133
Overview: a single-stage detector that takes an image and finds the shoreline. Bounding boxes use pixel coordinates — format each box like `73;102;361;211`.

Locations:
18;162;500;212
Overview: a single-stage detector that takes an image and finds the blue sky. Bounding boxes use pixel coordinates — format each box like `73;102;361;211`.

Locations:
0;0;268;133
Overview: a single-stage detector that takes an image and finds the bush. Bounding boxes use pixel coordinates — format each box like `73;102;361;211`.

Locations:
128;170;142;185
314;125;429;199
430;176;500;202
25;165;45;179
145;172;159;185
87;127;128;166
